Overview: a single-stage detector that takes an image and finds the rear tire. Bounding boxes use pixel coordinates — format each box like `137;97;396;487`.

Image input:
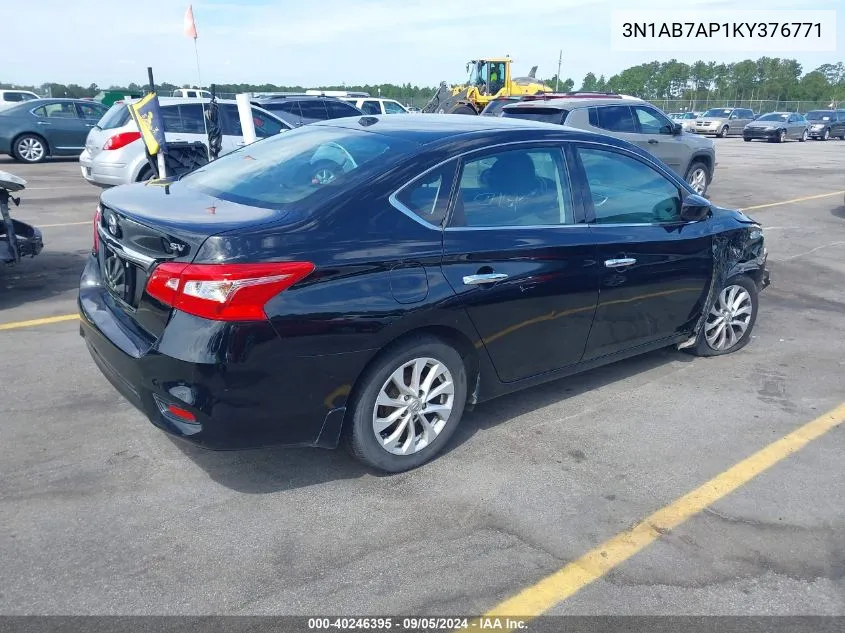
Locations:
12;134;48;163
689;275;758;357
743;137;752;142
137;166;154;182
449;105;477;115
345;336;468;472
684;161;710;195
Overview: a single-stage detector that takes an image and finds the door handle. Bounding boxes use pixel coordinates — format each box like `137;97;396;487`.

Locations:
647;139;658;144
463;273;509;285
37;121;51;125
605;258;637;268
85;123;94;127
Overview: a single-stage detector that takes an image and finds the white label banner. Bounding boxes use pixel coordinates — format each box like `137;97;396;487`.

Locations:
611;10;837;52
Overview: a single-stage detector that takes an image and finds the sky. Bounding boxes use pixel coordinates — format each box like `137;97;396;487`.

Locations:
3;0;842;89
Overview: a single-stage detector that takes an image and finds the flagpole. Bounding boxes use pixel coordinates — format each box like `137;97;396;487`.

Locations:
193;37;211;162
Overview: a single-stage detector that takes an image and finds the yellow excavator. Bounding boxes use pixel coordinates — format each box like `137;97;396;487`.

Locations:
422;57;553;115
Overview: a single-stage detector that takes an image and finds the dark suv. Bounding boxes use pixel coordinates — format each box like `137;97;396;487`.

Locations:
502;95;716;196
250;95;363;127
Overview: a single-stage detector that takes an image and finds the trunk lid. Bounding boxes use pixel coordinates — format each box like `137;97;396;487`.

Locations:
96;180;291;338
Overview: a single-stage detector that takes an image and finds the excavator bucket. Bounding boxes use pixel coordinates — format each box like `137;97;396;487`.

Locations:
422;84;477;114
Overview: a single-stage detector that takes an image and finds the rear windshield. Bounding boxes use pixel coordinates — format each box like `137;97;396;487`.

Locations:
481;99;519;116
97;103;132;130
805;111;832;121
180;125;417;209
501;106;567;124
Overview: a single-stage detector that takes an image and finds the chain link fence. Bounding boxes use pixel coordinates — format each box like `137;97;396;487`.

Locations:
649;99;841;114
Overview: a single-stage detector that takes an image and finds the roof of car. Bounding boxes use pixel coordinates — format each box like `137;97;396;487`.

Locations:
252;94;340;102
506;96;648;110
310;112;640;150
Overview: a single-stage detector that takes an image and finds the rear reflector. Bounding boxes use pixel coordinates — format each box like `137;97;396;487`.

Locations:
146;261;315;321
166;404;196;422
103;131;141;151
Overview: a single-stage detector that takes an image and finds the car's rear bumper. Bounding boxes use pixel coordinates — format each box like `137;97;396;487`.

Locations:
79;149;133;187
78;254;369;450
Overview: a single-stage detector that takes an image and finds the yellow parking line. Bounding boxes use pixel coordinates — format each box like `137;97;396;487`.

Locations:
38;221;92;228
0;314;78;331
483;402;845;619
742;190;845;211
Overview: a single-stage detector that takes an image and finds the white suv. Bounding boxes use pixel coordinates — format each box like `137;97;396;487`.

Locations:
78;97;290;187
0;89;39;112
340;97;408;115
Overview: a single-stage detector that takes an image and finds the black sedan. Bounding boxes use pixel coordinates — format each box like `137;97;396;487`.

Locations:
78;115;769;472
0;98;109;163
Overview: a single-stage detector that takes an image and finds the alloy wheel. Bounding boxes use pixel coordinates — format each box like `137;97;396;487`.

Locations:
372;357;455;456
687;168;707;195
779;129;786;143
801;129;808;141
17;137;45;162
823;128;830;140
704;285;753;351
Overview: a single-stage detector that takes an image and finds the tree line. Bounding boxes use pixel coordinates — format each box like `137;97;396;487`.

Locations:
3;57;843;104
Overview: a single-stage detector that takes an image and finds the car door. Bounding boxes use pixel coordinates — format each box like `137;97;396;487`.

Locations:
570;142;714;360
732;109;753;134
629;104;688;175
789;113;804;138
439;143;600;383
31;102;89;153
832;111;845;137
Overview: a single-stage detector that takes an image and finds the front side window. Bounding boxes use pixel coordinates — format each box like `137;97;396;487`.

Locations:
578;146;681;224
451;147;573;227
326;100;362;118
595;106;637;132
633;106;674;134
180;125;416;209
177;103;206;133
298;100;329;120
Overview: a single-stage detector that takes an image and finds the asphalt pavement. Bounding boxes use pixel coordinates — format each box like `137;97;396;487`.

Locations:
0;138;843;616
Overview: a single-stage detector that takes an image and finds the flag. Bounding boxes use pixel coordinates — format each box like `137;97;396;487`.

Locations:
128;92;167;156
184;5;197;39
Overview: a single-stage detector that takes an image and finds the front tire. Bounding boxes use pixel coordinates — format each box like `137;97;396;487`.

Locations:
690;276;759;357
799;129;808;142
717;125;729;138
345;336;468;472
822;128;830;140
777;129;786;143
13;134;48;163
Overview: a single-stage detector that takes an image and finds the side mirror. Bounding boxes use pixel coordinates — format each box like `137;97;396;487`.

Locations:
672;122;683;135
680;194;711;221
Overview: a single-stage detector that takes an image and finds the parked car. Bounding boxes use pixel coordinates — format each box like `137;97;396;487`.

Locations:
671;112;701;132
804;110;845;140
743;112;808;143
340;97;408;115
250;95;363;127
694;107;756;137
480;96;526;116
79;97;290;187
501;95;716;195
172;88;212;99
0;89;40;112
0;98;109;163
78;114;769;472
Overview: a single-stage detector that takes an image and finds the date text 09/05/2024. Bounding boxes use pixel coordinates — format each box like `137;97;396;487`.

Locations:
622;22;822;38
307;617;529;630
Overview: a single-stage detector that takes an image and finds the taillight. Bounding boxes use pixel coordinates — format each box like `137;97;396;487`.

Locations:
102;131;141;150
146;262;315;321
92;205;101;253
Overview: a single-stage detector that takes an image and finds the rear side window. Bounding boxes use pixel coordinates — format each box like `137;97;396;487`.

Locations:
394;165;454;226
501;106;567;124
178;104;206;133
298;100;329;120
326;100;362;118
4;92;33;102
359;100;381;115
595;106;637;132
97;103;132;130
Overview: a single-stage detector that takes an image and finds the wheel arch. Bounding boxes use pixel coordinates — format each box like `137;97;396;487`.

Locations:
685;152;713;178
